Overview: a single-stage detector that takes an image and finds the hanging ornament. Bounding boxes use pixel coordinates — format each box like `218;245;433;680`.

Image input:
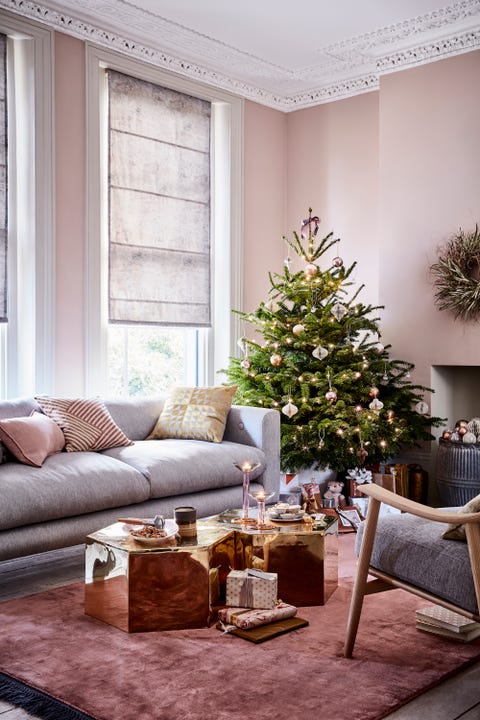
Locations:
325;370;337;403
282;402;298;418
357;443;368;465
331;302;347;321
270;353;283;367
311;289;320;314
312;346;328;360
331;237;343;268
292;324;305;336
240;358;251;370
369;398;384;412
283;299;294;312
415;401;429;415
325;390;337;404
237;335;248;351
318;430;325;449
382;363;389;382
463;432;476;444
284;238;292;270
304;263;318;280
369;386;380;398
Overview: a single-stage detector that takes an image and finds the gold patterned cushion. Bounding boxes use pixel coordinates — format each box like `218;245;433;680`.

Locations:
35;396;133;453
442;492;480;541
148;386;237;443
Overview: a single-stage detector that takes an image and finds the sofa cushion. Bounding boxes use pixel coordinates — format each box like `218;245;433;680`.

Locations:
105;396;165;441
35;396;133;452
147;386;237;443
442;492;480;541
357;513;478;614
102;439;265;498
0;412;65;467
0;451;150;531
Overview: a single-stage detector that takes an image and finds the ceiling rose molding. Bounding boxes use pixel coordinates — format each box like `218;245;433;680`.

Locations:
1;0;479;111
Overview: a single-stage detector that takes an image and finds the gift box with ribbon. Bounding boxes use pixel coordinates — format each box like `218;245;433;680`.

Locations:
218;601;297;630
225;568;278;609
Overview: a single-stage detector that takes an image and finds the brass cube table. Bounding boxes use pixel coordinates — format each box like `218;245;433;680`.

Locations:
214;509;338;607
84;511;338;633
85;521;235;632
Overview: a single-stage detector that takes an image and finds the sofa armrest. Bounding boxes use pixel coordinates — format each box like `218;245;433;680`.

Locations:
224;406;280;500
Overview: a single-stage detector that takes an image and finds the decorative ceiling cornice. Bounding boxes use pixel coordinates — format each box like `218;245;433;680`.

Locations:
1;0;479;111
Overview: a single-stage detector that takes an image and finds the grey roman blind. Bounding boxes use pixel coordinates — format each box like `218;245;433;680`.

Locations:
107;70;211;327
0;33;7;323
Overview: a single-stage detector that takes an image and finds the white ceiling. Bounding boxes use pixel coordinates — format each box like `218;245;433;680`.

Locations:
2;0;480;109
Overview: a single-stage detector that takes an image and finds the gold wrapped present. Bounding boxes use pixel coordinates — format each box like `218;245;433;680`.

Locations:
226;568;277;609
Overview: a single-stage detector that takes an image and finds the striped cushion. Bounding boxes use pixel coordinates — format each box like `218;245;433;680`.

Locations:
35;396;133;452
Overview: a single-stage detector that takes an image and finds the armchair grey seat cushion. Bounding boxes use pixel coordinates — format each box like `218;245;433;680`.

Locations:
356;513;478;615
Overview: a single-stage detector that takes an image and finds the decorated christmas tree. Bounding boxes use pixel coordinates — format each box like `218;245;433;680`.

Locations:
226;210;443;473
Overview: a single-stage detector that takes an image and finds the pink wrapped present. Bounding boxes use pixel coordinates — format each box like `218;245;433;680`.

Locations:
218;602;297;630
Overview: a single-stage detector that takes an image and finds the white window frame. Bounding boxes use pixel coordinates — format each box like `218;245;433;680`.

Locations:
85;43;243;397
0;13;54;398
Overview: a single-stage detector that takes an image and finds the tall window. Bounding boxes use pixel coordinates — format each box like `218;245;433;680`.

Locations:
105;71;211;396
86;45;243;398
0;16;53;398
0;33;7;326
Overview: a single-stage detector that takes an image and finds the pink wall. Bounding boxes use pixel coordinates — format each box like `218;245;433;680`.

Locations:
286;51;480;395
243;101;287;314
378;52;480;391
286;92;380;306
54;33;85;395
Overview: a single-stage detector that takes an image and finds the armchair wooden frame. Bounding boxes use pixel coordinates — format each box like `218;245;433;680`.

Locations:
344;482;480;658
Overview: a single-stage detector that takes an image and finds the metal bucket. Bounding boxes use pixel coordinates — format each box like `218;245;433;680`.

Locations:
435;440;480;506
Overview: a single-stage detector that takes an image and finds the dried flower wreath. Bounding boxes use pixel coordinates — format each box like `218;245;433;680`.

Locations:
431;225;480;321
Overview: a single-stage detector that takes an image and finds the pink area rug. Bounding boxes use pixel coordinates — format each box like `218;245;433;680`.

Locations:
1;536;480;720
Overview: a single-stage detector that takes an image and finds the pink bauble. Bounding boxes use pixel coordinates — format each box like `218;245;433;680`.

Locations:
325;390;337;404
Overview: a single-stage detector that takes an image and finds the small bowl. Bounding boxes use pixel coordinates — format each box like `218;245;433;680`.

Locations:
127;519;178;546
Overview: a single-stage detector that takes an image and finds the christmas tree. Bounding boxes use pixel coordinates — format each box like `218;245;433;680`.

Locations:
226;210;443;473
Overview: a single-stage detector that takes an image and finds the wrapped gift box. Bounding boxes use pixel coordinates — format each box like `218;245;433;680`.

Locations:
226;568;277;609
218;602;297;630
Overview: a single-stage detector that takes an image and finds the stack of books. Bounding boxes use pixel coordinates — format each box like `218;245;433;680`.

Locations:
416;605;480;642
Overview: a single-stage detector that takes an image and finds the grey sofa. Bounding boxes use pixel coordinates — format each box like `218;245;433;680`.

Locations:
0;396;280;562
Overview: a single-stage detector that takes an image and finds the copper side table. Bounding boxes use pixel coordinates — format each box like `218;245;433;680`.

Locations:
214;509;338;607
85;521;235;632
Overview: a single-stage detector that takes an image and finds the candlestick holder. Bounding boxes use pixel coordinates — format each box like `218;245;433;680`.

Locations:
249;489;275;527
234;461;260;521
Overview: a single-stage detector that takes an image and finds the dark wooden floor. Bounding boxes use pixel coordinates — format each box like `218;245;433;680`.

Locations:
1;543;480;719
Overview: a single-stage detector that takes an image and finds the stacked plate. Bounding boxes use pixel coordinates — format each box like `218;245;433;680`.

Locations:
267;503;305;522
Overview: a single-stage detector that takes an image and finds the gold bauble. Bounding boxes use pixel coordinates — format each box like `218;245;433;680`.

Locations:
270;353;283;367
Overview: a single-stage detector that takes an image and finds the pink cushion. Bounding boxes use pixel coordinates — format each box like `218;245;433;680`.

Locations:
0;412;65;467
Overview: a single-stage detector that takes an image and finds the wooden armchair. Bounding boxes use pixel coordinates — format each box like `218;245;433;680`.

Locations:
344;482;480;658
